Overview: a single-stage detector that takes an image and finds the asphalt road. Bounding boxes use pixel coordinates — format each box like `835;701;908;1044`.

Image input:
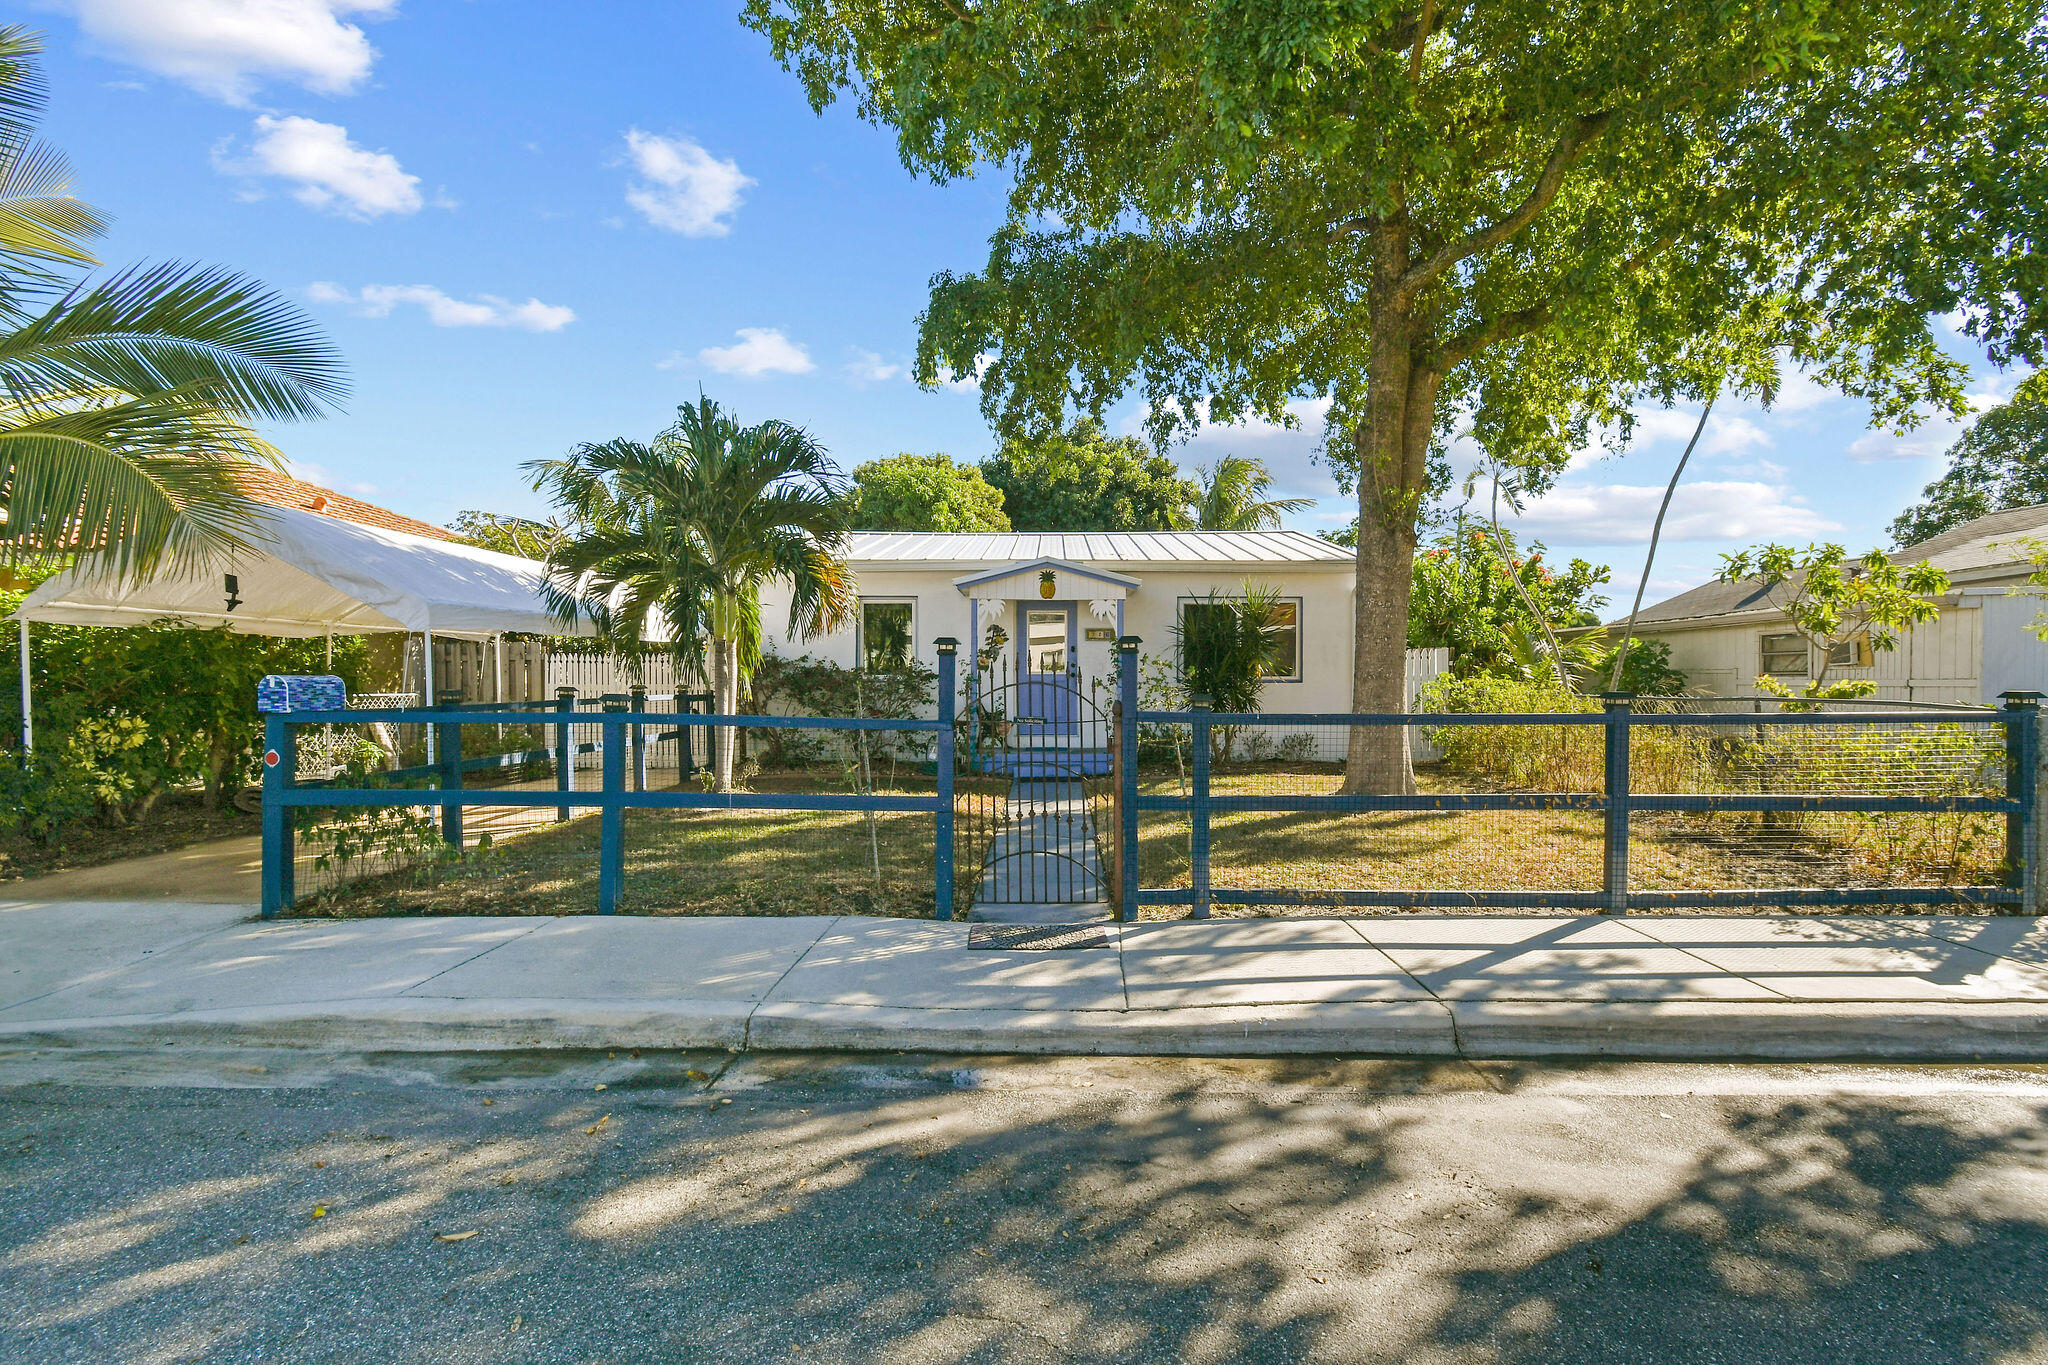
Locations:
2;1048;2046;1364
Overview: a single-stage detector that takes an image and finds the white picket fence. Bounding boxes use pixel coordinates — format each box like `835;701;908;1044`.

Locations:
1406;646;1450;762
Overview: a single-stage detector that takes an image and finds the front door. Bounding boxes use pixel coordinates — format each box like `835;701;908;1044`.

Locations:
1018;606;1077;736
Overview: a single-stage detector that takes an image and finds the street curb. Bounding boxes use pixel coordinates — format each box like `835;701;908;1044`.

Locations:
0;998;753;1053
1445;1000;2048;1061
745;1000;1461;1056
6;997;2048;1061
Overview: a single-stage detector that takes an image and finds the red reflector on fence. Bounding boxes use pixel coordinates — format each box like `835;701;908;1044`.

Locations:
263;750;279;768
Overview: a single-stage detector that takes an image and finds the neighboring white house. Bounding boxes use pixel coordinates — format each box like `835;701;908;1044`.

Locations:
757;530;1358;712
1617;503;2048;704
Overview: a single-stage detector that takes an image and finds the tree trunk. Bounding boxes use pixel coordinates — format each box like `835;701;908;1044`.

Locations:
1342;271;1435;795
1345;488;1420;793
201;728;235;808
711;634;739;793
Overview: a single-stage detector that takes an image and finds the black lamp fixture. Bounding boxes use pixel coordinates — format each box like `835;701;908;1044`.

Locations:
223;574;243;614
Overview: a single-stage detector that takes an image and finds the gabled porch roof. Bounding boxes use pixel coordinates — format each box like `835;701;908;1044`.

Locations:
951;556;1142;600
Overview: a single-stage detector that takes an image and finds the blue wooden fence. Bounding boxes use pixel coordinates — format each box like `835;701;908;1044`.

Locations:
261;640;958;918
1111;636;2041;921
258;633;2040;922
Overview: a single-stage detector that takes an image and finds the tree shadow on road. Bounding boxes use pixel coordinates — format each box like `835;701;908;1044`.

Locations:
3;1060;2046;1363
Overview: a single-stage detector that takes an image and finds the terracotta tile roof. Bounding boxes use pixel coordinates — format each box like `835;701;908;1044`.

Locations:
235;467;454;541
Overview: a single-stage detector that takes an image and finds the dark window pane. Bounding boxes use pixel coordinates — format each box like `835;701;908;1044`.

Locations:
862;602;913;669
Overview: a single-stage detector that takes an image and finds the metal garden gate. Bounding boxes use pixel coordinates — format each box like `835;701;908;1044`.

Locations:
964;675;1113;910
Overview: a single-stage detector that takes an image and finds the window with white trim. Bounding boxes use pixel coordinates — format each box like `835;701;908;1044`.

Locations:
1176;596;1303;683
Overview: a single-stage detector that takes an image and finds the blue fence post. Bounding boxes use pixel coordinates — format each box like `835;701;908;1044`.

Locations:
630;684;649;792
1601;692;1634;914
260;714;297;919
599;701;625;914
1116;638;1141;923
435;688;463;852
554;686;576;821
934;638;959;921
2002;691;2041;915
1190;693;1212;920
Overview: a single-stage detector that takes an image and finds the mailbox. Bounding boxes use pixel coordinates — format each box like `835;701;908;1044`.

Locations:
256;674;348;714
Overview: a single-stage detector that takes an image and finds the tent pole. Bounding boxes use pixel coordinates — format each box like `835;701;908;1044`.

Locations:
423;630;436;764
17;620;30;759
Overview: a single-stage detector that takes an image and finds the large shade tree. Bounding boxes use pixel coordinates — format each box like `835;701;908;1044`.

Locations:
1889;373;2048;547
0;26;343;577
979;416;1196;530
745;0;2048;792
527;396;854;792
849;451;1010;531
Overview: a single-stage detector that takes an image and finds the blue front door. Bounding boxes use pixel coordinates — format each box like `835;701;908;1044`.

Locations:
1018;606;1077;736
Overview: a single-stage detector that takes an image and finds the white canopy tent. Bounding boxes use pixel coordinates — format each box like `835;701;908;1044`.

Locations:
10;504;603;761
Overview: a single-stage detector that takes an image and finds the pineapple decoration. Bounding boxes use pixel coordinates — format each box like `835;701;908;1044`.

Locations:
1039;570;1057;598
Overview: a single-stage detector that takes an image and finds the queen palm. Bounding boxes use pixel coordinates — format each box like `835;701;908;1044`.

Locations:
527;396;854;792
1194;455;1313;531
0;26;344;577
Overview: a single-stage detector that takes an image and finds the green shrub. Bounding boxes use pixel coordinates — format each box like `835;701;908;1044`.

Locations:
3;586;372;842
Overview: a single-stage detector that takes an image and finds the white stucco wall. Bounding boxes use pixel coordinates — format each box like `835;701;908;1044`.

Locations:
757;562;1357;713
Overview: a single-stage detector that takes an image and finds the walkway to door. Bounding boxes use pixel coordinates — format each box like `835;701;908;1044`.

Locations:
965;674;1114;923
971;773;1109;921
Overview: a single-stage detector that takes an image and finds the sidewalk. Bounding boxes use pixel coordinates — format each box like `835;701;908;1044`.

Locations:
3;900;2045;1060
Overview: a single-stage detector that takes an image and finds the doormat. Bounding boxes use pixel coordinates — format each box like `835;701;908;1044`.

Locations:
967;924;1116;951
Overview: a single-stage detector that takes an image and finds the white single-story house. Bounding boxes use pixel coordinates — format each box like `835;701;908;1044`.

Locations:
758;529;1357;717
1616;503;2048;704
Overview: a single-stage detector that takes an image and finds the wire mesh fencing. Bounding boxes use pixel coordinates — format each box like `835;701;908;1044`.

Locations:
1111;676;2036;919
267;654;965;918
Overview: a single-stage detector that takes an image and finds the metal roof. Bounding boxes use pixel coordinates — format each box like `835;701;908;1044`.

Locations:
845;530;1353;567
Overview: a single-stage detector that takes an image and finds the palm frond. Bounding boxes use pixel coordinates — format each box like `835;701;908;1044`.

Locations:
0;135;104;272
531;396;852;677
0;26;49;151
1196;454;1315;531
0;262;346;420
0;390;280;576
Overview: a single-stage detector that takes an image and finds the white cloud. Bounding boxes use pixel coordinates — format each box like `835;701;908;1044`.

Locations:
621;129;752;237
934;352;994;394
698;327;813;377
1846;423;1958;463
844;348;903;385
1625;407;1770;457
60;0;396;105
1843;367;2033;462
309;282;575;331
1504;478;1837;544
219;115;422;219
1767;363;1839;414
1123;394;1340;499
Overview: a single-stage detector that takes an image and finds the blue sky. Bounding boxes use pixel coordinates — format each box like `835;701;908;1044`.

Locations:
27;1;2032;615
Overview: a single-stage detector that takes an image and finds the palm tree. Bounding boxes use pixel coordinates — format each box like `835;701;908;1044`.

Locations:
0;26;343;578
526;395;854;792
1194;455;1313;531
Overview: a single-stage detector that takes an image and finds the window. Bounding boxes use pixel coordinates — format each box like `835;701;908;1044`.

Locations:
1760;632;1808;678
859;600;914;670
1825;633;1873;668
1269;600;1300;680
1177;596;1303;684
1024;610;1069;674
